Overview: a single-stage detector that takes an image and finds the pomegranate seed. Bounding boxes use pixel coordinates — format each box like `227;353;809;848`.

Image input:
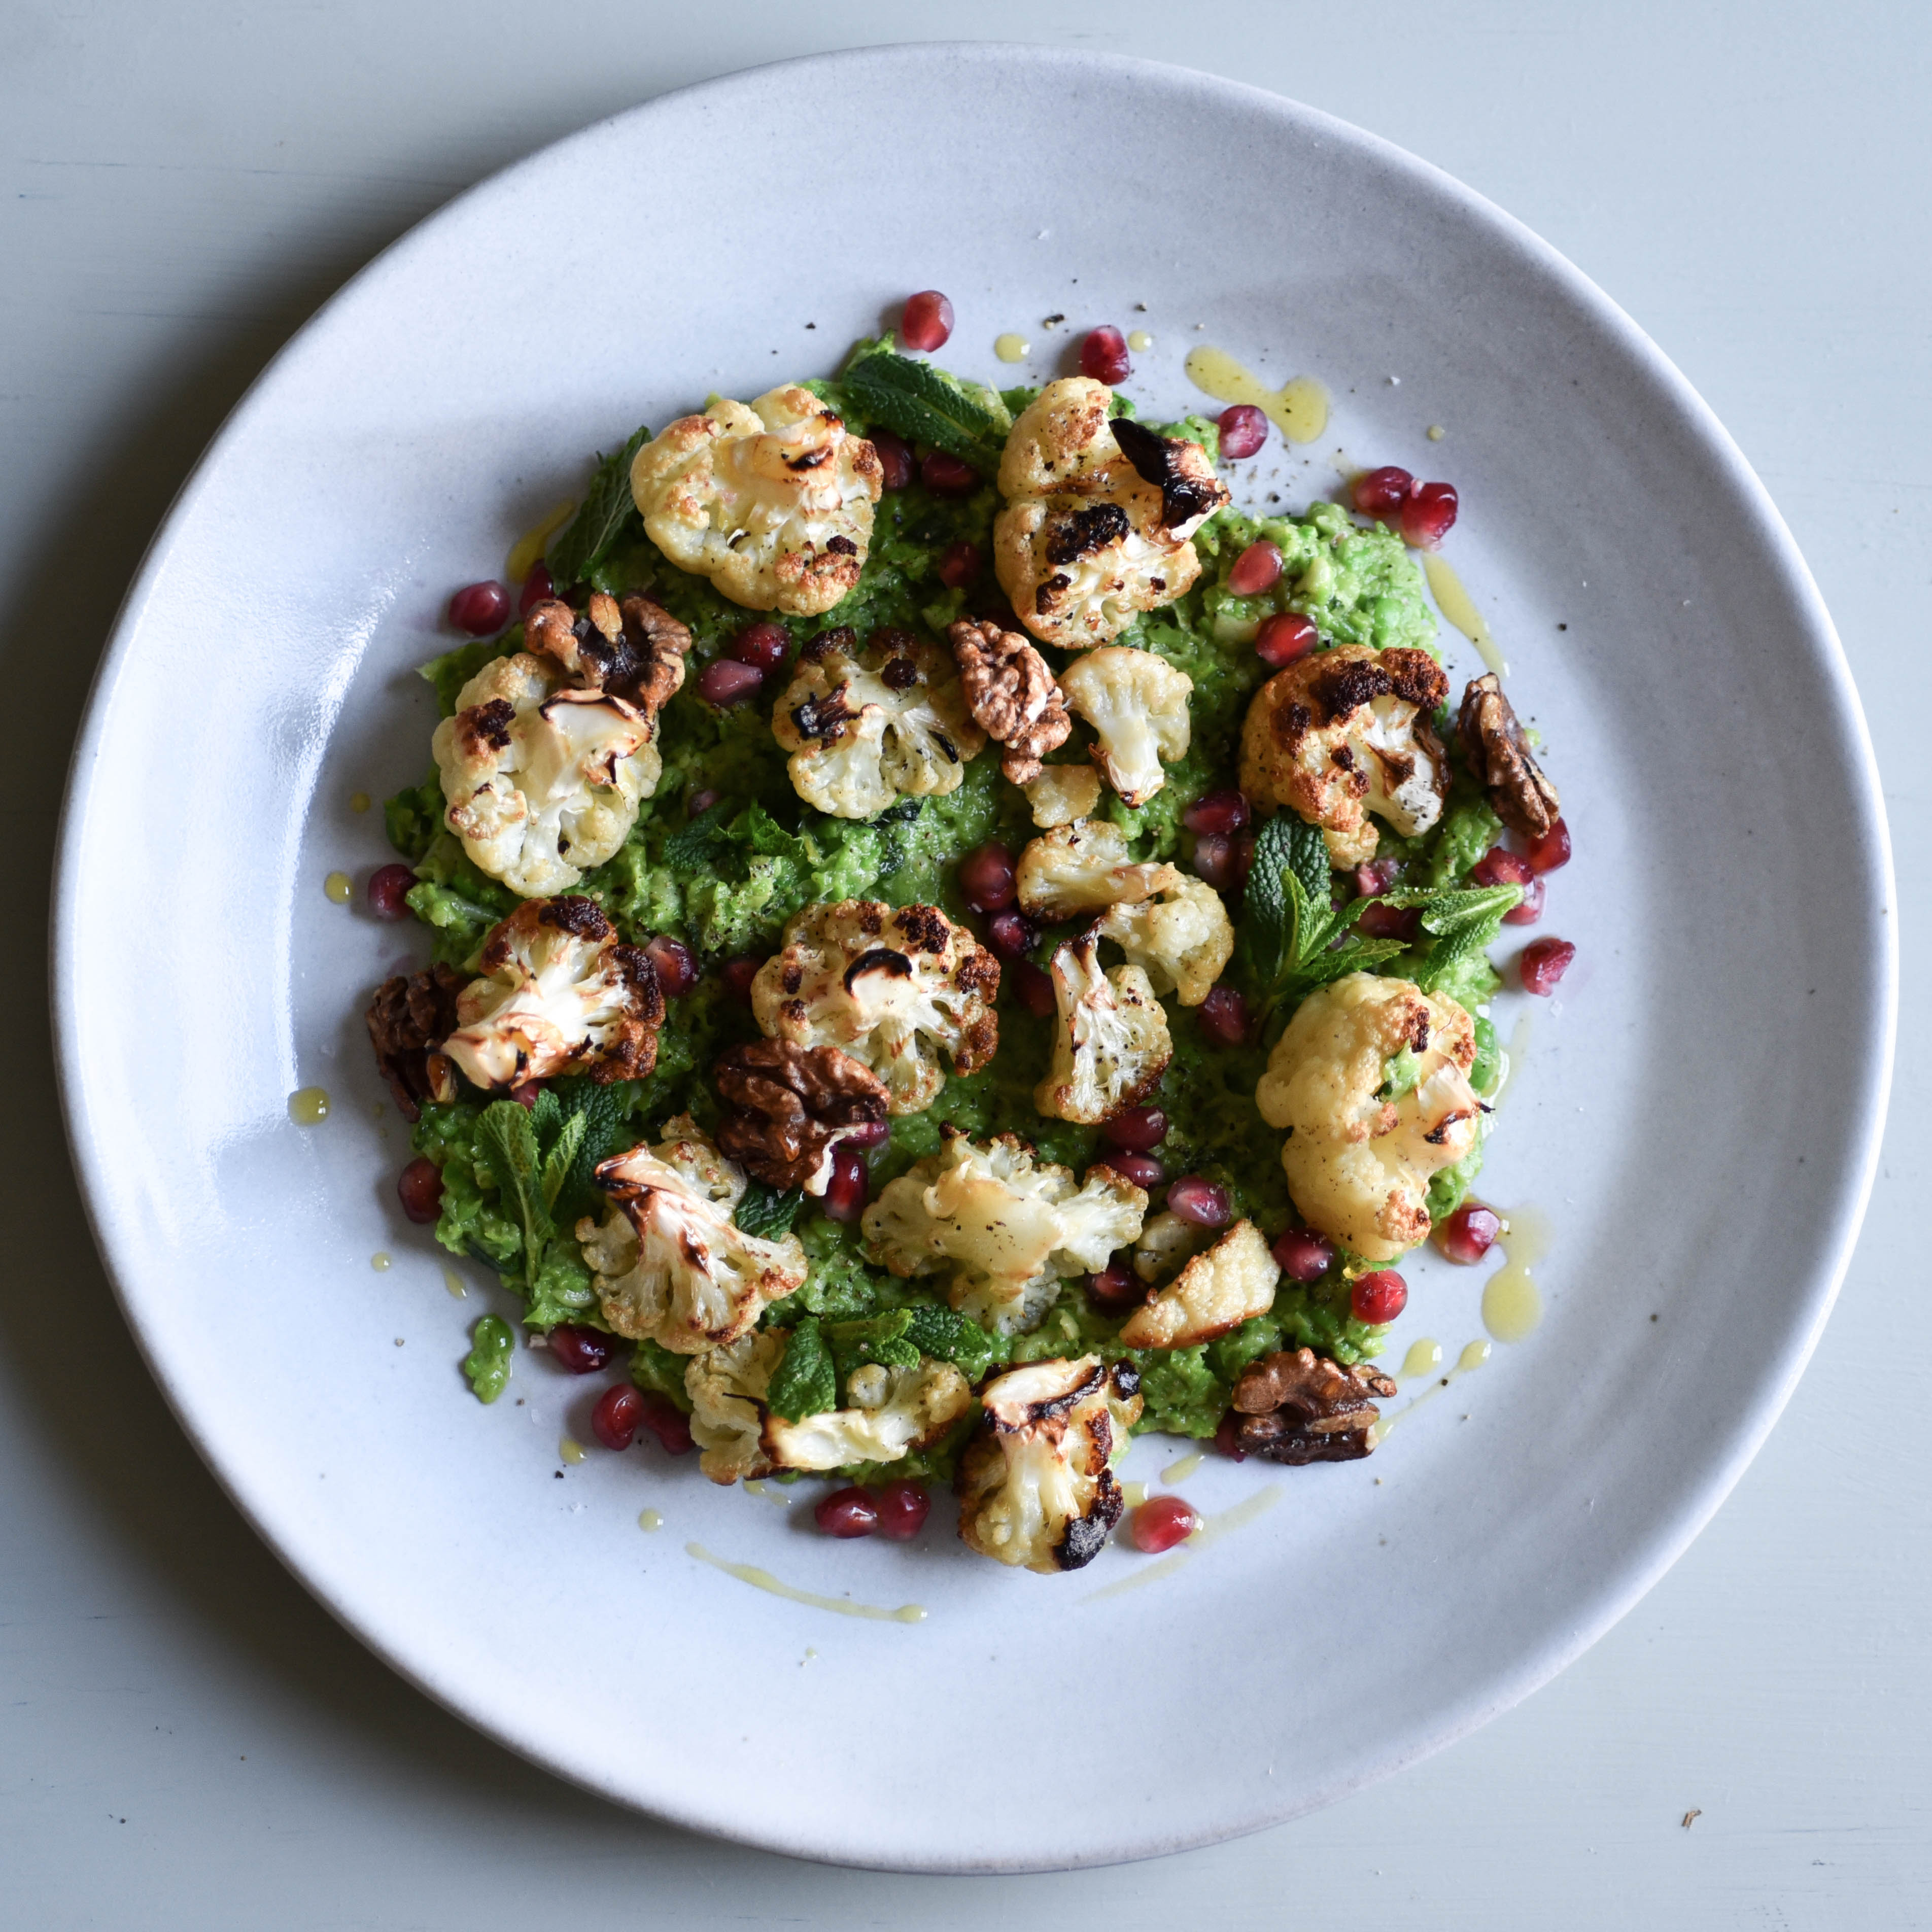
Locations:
510;1081;542;1110
900;290;954;353
815;1486;879;1538
1131;1494;1201;1554
1356;901;1421;942
397;1157;443;1224
1226;541;1284;597
985;910;1037;963
728;621;788;670
1351;1270;1407;1324
687;788;720;815
1197;986;1249;1047
822;1144;870;1223
1165;1176;1230;1228
1270;1227;1334;1282
1502;876;1545;925
1353;466;1415;515
840;1118;891;1151
1183;789;1249;837
636;1392;694;1456
1217;404;1268;460
1214;1409;1248;1461
957;841;1017;912
1012;961;1056;1018
1400;481;1459;549
720;955;766;1002
1097;1151;1165;1190
937;540;981;589
1191;831;1254;892
1353;858;1400;899
367;862;417;920
1255;612;1318;667
517;561;554;617
698;659;764;707
1470;846;1534;889
873;1479;930;1540
1102;1106;1167;1152
1080;327;1132;385
1436;1201;1502;1265
644;934;696;997
1086;1259;1143;1312
1525;817;1572;874
591;1383;643;1451
1519;936;1576;995
548;1324;616;1374
447;579;510;635
921;451;979;495
870;428;915;491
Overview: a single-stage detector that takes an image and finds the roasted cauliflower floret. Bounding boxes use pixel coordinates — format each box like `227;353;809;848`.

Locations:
1119;1219;1280;1349
1255;972;1481;1262
432;651;659;898
956;1357;1144;1574
1022;764;1105;828
1131;1208;1211;1286
765;1360;974;1472
751;901;999;1115
1239;643;1451;866
439;897;663;1089
1015;818;1176;922
683;1332;785;1484
993;378;1228;649
576;1120;806;1355
1058;647;1193;807
1034;934;1174;1126
628;385;883;615
771;629;984;819
863;1129;1146;1334
1092;871;1235;1007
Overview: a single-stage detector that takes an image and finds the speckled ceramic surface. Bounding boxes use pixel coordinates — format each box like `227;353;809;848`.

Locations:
52;44;1893;1872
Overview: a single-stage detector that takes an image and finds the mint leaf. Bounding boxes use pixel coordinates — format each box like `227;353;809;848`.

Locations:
540;1110;589;1213
841;336;1012;474
476;1100;552;1285
731;802;808;864
530;1086;564;1150
827;1309;918;1383
463;1315;515;1403
903;1303;1000;1383
548;425;650;586
663;799;735;872
768;1317;837;1422
548;1081;628;1225
1372;881;1522;998
736;1182;803;1241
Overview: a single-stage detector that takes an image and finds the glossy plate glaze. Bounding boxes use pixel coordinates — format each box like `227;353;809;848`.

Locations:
52;44;1894;1872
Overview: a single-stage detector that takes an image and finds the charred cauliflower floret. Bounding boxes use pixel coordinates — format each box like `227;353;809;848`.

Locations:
1022;764;1105;828
1034;934;1174;1126
682;1336;972;1484
576;1119;806;1355
439;898;663;1089
771;629;984;819
628;385;883;615
1092;872;1235;1007
1119;1220;1280;1349
1015;817;1176;923
432;651;659;898
750;901;998;1115
1058;647;1193;807
1255;972;1481;1262
863;1129;1147;1334
956;1357;1144;1574
1239;643;1451;866
993;378;1228;649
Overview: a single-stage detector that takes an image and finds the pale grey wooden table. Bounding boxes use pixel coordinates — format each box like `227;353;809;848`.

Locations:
4;3;1923;1924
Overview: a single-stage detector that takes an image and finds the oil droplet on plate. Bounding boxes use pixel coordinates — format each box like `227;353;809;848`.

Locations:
1482;1207;1551;1343
1459;1338;1493;1372
1421;554;1509;678
288;1087;330;1125
441;1267;467;1299
1400;1337;1442;1379
1426;424;1446;441
559;1436;586;1465
370;1252;391;1272
1127;329;1154;352
637;1508;663;1532
1121;1482;1149;1509
324;871;352;905
1162;1451;1205;1485
507;497;576;583
349;790;372;813
993;332;1030;363
1183;346;1328;442
686;1543;926;1623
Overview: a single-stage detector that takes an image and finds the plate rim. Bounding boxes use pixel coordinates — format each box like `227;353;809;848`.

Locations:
49;40;1899;1871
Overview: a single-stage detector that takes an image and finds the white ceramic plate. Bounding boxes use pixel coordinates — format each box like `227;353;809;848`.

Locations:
54;45;1894;1871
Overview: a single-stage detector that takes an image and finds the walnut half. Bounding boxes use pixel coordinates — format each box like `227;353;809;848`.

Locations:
713;1040;891;1194
365;963;463;1120
1227;1348;1398;1464
948;616;1071;785
526;593;692;715
1458;673;1560;839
